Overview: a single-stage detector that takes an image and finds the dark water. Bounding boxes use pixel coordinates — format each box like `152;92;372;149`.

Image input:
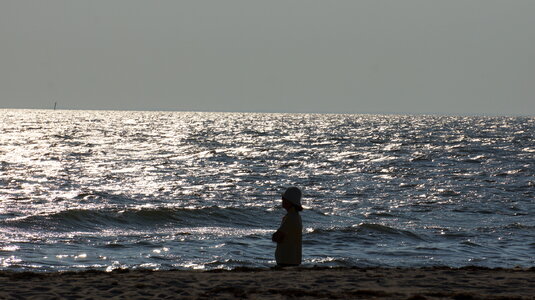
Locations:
0;109;533;271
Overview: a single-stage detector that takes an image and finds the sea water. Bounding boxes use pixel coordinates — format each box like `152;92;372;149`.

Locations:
0;109;533;271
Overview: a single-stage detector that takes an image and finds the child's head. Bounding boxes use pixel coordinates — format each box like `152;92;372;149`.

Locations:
282;187;303;212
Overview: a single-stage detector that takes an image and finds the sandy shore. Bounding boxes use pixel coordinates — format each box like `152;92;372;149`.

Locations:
0;266;533;299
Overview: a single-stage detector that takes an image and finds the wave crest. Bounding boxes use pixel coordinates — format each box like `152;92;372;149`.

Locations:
1;206;273;231
308;223;424;240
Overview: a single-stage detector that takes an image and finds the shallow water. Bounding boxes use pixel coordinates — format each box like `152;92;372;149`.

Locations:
0;109;533;271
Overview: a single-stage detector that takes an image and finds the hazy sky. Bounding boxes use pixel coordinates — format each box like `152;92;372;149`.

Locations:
1;0;534;115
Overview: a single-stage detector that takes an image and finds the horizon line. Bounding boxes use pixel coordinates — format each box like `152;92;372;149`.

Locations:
1;107;533;118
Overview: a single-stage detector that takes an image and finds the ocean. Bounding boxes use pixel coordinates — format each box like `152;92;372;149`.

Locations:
0;109;533;272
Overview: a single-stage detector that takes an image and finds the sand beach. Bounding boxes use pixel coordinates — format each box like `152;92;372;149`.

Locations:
0;266;533;299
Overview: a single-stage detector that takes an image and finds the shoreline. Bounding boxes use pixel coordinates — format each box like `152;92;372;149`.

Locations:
1;266;533;299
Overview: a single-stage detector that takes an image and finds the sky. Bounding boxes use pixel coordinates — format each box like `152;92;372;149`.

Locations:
1;0;534;115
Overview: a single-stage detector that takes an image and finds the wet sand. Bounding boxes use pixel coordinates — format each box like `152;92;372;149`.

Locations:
0;266;533;299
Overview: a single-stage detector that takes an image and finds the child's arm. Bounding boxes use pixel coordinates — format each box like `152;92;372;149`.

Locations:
272;216;289;243
272;230;285;243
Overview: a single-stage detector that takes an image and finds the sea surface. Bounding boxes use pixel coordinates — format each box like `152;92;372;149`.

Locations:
0;109;533;272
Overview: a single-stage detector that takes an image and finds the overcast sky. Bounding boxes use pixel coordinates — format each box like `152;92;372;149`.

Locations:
1;0;534;115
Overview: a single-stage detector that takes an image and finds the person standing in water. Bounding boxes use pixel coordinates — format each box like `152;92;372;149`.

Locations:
272;187;303;267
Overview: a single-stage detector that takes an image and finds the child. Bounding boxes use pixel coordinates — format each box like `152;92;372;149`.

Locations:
272;187;303;266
